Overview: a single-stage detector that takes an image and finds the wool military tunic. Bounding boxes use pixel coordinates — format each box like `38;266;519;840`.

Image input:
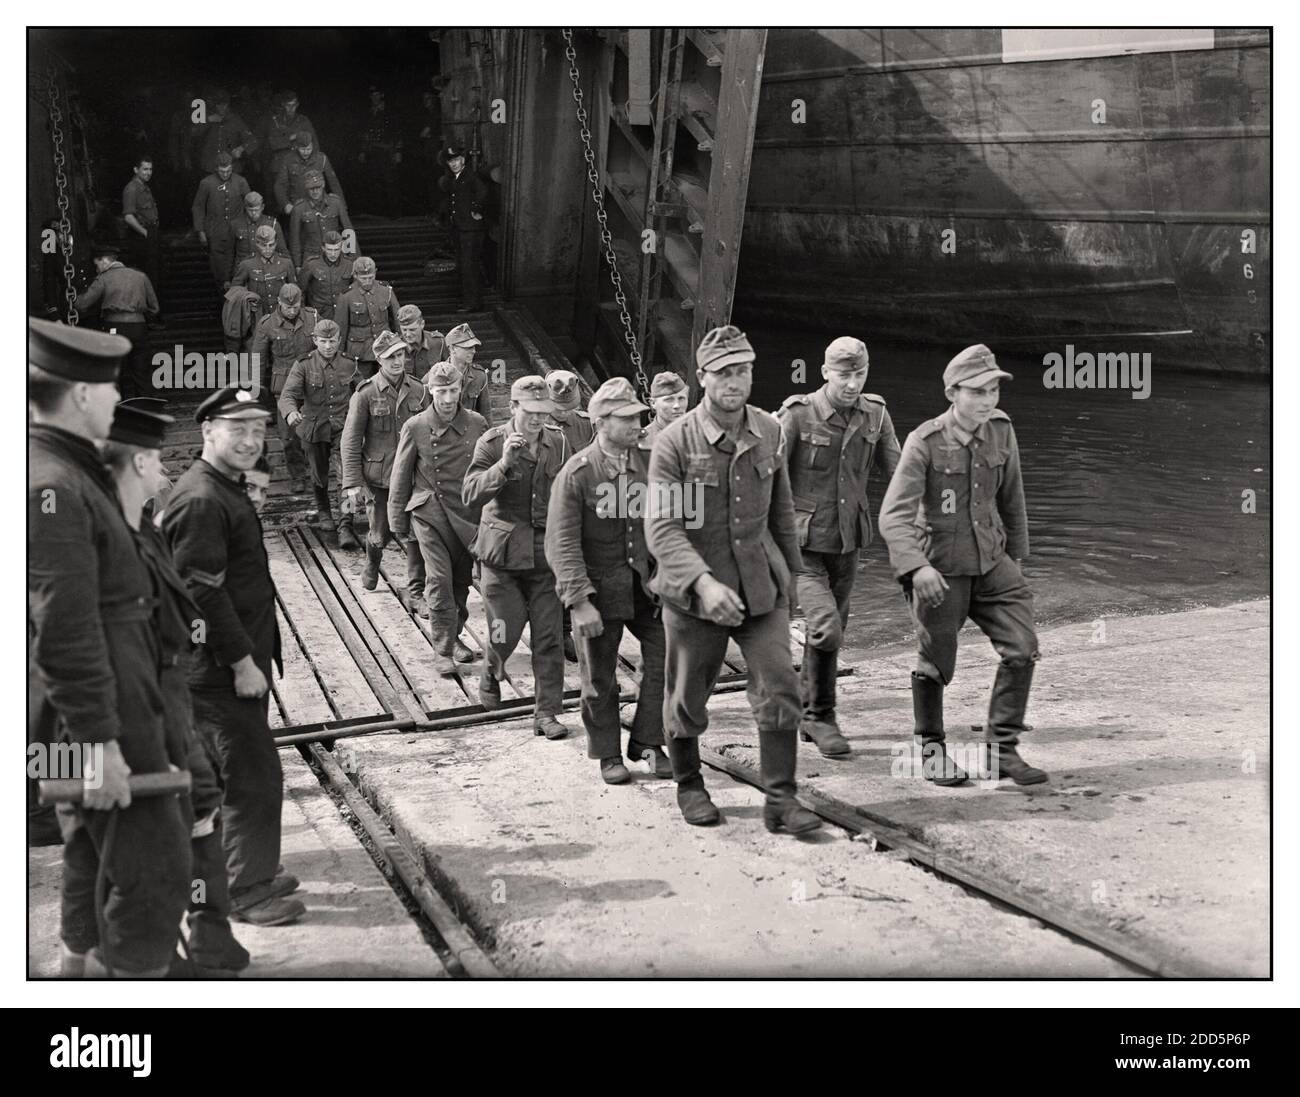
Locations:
336;283;400;362
290;194;353;269
250;305;319;394
340;370;429;490
230;213;289;269
388;405;488;545
231;254;297;317
191;171;250;240
299;253;355;319
278;351;358;443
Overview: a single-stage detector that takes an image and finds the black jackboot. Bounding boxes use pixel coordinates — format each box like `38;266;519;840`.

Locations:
800;643;850;757
664;736;720;826
986;661;1048;785
362;543;382;590
912;672;969;786
758;728;822;835
187;828;250;974
313;486;332;532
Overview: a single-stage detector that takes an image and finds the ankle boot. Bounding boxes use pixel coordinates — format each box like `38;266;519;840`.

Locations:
663;736;720;825
362;543;382;589
188;828;249;971
758;728;822;835
912;672;968;786
986;661;1047;784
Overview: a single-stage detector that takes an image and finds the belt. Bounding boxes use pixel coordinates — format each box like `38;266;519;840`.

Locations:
103;313;146;324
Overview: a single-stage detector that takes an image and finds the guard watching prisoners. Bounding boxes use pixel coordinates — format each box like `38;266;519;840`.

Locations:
397;303;445;382
646;325;821;834
442;322;492;419
643;370;688;446
877;344;1047;786
279;319;360;549
250;283;318;493
438;144;487;311
463;376;571;737
776;336;900;757
545;377;672;784
164;387;304;926
336;257;400;380
28;319;190;977
341;331;430;604
74;242;159;401
299;230;356;322
389;362;489;666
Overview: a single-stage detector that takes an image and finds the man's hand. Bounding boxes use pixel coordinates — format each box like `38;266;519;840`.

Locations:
232;655;269;698
694;574;745;627
232;145;245;160
911;565;950;609
83;740;132;811
286;409;303;427
571;600;603;640
471;211;483;221
501;432;527;470
198;230;208;246
284;203;294;215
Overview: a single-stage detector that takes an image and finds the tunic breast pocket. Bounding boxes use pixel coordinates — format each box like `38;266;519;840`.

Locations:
799;430;832;469
978;449;1007;494
350;302;368;321
685;453;720;488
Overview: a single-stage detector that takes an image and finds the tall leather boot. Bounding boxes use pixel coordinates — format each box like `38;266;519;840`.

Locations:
912;672;969;786
758;728;822;835
799;643;850;757
663;736;720;826
187;827;250;975
362;542;382;590
336;516;359;551
313;486;332;533
403;541;428;618
986;660;1047;785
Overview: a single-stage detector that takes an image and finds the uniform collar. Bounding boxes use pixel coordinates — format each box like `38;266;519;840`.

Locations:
429;406;465;434
197;457;248;492
811;385;862;423
594;436;630;474
697;401;759;444
941;406;990;448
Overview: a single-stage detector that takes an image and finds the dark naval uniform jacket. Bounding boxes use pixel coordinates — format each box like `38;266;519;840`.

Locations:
388;405;488;544
545;436;656;621
340;369;429;491
776;386;901;555
645;402;801;620
463;423;568;571
877;407;1029;579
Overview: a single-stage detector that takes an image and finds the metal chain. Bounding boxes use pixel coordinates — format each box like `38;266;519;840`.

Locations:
47;65;79;325
562;29;650;399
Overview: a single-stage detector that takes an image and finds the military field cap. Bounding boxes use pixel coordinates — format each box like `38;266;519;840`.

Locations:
824;336;868;371
278;283;302;304
943;344;1013;389
254;225;277;243
396;304;423;324
215;151;234;167
109;400;174;448
545;370;581;407
244;190;263;207
29;317;127;383
313;319;341;339
589;376;649;420
696;324;755;372
511;375;553;413
304;170;325;188
278;89;299;106
445;322;480;348
650;371;686;398
91;240;122;259
352;256;376;275
373;331;406;360
195;386;271;423
426;362;462;388
321;230;343;246
293;131;313;147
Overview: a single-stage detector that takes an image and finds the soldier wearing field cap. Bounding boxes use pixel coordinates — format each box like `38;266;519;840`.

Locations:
336;256;399;380
546;377;671;784
341;331;430;600
397;303;445;382
278;319;360;549
299;229;355;322
646;325;821;834
263;91;317;197
290;168;353;270
29;319;192;975
164;386;304;927
644;370;688;446
442;321;492;419
463;376;571;736
191;150;250;292
878;344;1046;787
546;370;594;452
231;224;296;336
229;191;288;281
389;361;489;664
273;128;344;215
250;283;318;492
776;336;900;758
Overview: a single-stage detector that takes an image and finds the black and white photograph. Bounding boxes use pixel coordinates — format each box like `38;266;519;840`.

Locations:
20;15;1279;1028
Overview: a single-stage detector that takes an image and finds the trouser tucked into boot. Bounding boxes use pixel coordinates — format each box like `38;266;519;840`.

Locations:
758;727;822;834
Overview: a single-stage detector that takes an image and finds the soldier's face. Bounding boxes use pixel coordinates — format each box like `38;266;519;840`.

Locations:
651;390;687;423
379;350;407;383
284;100;299;117
430;382;461;418
246;201;264;219
450;344;475;367
355;271;375;289
400;322;423;347
83;381;120;440
206;418;267;471
308;184;324;200
314;335;339;358
135;162;153;182
323;243;342;262
133;448;168;498
948;381;1000;425
216;164;234;181
280;301;300;320
244;469;271;512
513;406;547;436
600;412;642;449
297;143;313;159
699;362;752;412
448;155;465;174
823;364;869;406
256;240;276;259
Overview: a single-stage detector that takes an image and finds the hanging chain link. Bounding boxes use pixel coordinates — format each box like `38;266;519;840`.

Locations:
47;65;79;325
562;28;650;399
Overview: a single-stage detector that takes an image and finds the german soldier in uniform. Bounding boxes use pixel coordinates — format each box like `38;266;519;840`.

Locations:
279;319;360;549
29;319;191;977
437;144;487;311
336;256;399;381
299;230;355;322
546;370;594;451
230;224;296;340
229;191;288;281
390;363;489;669
191;151;249;291
463;376;571;737
262;91;316;195
643;370;688;446
646;325;821;834
442;322;492;419
250;283;317;493
776;336;900;757
274;131;345;215
289;170;354;271
342;332;429;605
164;387;304;926
877;344;1047;786
546;377;672;784
396;303;445;382
74;242;159;400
